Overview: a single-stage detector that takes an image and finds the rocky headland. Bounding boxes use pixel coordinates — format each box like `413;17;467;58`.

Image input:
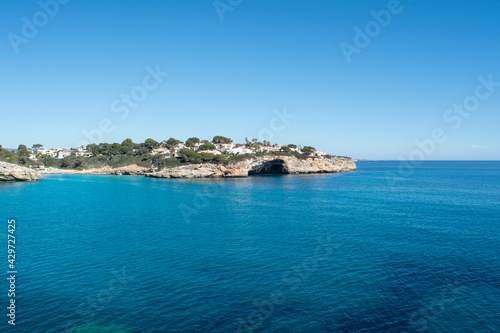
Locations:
3;157;356;181
0;161;42;181
146;156;356;179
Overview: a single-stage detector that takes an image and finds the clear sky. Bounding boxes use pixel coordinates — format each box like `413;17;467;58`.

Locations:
1;0;499;160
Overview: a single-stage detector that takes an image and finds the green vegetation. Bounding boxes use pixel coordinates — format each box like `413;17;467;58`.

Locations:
165;138;182;149
212;136;232;144
0;137;332;171
17;144;28;156
197;142;216;151
222;153;255;165
178;148;223;164
0;147;18;164
144;138;159;151
301;146;315;155
154;155;182;169
86;139;157;157
40;154;163;169
122;138;134;147
185;137;200;148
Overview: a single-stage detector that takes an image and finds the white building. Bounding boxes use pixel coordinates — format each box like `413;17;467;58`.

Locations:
75;147;92;157
57;150;72;159
37;149;50;156
198;150;222;155
45;148;61;158
258;146;281;153
230;147;254;155
76;151;92;157
216;143;234;152
35;148;75;159
152;148;170;155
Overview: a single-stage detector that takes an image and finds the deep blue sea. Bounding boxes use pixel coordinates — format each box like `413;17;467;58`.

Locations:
0;161;499;333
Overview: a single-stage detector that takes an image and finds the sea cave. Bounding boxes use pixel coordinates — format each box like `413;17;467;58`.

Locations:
248;159;290;175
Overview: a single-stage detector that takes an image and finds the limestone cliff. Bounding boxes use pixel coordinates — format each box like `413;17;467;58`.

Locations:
0;162;42;181
146;156;356;179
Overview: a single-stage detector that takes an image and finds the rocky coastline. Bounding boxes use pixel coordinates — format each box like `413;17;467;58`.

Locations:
2;156;356;181
146;156;356;179
0;162;43;181
39;164;150;176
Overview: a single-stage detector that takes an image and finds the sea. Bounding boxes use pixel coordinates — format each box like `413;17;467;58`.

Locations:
0;161;499;332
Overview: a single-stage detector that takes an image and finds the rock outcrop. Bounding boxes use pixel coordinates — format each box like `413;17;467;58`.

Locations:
112;164;151;175
40;164;151;176
146;156;356;179
0;162;42;181
81;164;151;176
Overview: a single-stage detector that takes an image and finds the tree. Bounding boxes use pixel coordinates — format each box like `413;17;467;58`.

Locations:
198;142;216;151
0;145;2;151
17;144;28;157
178;148;201;163
144;138;159;151
135;146;149;156
111;143;122;155
185;137;200;148
121;145;133;155
288;144;297;149
178;148;219;164
198;152;217;163
166;137;182;149
212;136;232;144
122;138;134;147
214;154;225;163
252;138;257;143
32;144;43;150
87;144;100;156
301;146;315;155
61;156;85;169
280;146;291;153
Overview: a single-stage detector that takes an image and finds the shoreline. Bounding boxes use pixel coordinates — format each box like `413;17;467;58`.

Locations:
39;164;150;176
4;156;357;181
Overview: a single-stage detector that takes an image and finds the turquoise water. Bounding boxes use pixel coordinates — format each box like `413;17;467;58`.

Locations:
0;161;499;332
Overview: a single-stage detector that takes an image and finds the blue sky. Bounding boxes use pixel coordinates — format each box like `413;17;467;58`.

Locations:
0;0;499;160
